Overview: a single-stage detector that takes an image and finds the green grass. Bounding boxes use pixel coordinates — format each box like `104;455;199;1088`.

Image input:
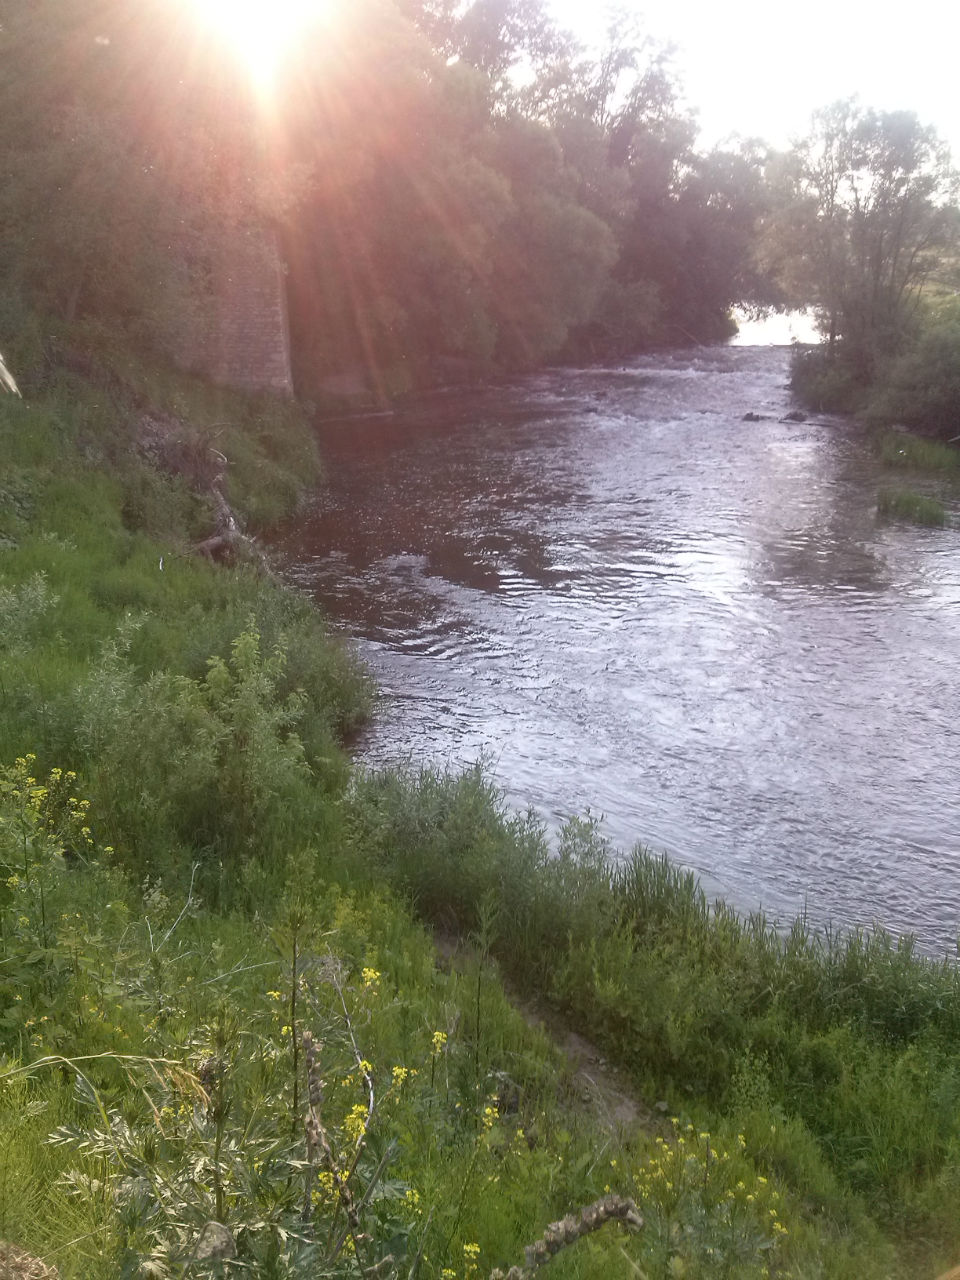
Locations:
877;487;948;526
0;760;898;1279
0;377;370;878
878;429;960;473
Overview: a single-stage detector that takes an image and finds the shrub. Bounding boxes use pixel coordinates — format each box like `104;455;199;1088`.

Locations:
868;312;960;438
631;1120;788;1277
790;346;865;414
72;621;321;883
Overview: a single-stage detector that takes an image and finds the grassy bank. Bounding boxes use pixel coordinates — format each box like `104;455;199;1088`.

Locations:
349;768;960;1263
0;362;370;889
3;758;813;1279
792;351;959;528
875;429;958;527
2;363;960;1277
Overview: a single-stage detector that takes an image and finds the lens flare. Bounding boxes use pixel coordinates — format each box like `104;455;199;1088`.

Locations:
191;0;324;91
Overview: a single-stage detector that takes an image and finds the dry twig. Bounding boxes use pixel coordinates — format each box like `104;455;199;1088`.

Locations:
488;1195;643;1279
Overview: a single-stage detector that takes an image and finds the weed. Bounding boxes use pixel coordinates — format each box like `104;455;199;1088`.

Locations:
878;430;960;472
877;488;947;526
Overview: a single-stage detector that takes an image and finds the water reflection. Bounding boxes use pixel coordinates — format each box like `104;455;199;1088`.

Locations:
277;345;960;955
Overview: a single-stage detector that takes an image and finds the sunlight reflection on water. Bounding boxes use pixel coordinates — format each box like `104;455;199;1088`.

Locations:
277;344;960;955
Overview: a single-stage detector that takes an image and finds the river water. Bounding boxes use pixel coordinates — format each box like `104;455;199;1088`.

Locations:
277;343;960;955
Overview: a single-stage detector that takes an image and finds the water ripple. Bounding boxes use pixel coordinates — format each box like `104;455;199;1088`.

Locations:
275;344;960;955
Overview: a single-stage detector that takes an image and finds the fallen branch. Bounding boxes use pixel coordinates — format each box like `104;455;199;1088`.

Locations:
488;1195;643;1279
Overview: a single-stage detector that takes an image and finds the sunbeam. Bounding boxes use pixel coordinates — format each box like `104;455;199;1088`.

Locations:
189;0;329;92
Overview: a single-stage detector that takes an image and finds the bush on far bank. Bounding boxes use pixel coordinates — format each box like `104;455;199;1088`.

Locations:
792;299;960;440
865;301;960;439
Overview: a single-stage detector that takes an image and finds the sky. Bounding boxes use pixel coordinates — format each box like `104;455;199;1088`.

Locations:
548;0;960;156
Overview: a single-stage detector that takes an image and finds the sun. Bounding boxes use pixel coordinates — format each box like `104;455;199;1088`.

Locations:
192;0;325;92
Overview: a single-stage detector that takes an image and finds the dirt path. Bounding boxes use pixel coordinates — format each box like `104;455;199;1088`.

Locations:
511;991;656;1134
433;931;660;1139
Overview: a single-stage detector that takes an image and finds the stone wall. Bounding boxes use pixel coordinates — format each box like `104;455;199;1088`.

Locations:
177;224;294;398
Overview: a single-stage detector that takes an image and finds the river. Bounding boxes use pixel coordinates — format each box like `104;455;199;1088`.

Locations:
276;342;960;956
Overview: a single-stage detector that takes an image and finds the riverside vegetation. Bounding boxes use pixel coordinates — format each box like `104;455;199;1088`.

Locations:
3;352;960;1279
870;428;960;529
2;0;960;1273
793;327;960;530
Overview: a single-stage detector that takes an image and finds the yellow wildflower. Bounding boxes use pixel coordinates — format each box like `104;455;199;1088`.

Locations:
344;1104;368;1143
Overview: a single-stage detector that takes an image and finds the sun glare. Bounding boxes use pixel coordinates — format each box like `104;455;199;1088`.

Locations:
192;0;324;91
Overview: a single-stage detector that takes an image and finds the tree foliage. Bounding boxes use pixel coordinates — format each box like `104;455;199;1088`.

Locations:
0;0;783;393
0;0;267;361
866;298;960;436
771;101;958;376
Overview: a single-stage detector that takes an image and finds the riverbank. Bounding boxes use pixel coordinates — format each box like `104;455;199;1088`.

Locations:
791;339;960;534
2;360;960;1276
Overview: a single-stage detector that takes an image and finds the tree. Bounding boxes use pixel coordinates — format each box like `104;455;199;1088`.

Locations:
396;0;571;108
534;14;773;354
774;101;958;378
599;141;776;348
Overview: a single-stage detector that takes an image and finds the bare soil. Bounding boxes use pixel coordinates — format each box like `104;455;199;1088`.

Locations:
432;931;661;1139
